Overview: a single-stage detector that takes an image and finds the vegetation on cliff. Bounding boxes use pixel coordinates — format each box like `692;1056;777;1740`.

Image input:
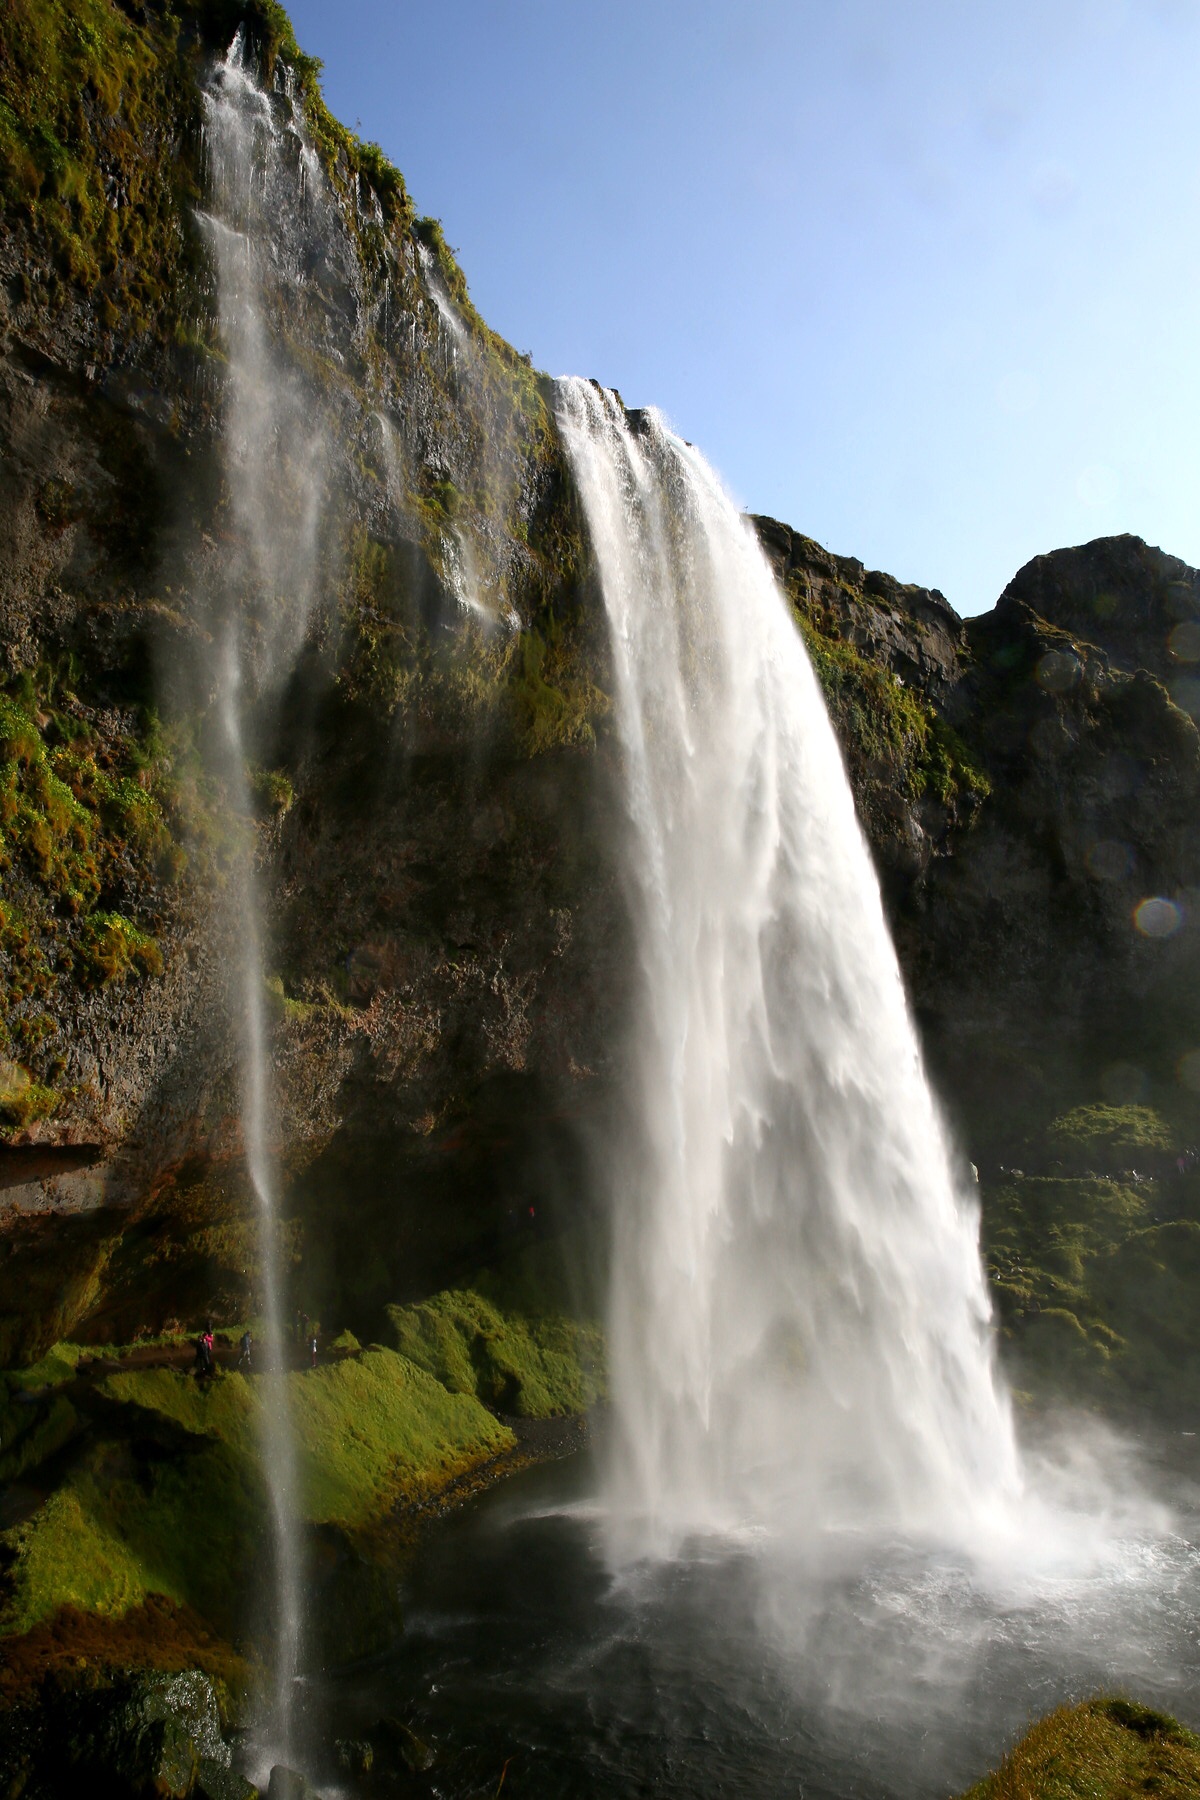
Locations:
0;674;182;1131
386;1284;604;1419
790;587;990;815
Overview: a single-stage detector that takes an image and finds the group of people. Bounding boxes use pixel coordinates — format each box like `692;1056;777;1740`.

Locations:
193;1324;254;1380
193;1321;319;1379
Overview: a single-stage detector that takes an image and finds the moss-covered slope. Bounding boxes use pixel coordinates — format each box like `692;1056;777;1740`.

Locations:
0;1258;600;1675
960;1698;1200;1800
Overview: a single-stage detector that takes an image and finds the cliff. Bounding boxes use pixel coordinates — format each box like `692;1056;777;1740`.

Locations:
3;0;1200;1393
0;0;625;1369
4;0;1200;1709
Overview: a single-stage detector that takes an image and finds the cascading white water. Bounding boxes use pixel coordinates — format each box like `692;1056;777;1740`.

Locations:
199;34;332;1757
555;379;1024;1566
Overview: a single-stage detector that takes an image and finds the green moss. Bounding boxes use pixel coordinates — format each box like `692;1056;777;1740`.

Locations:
1;1480;161;1635
792;606;990;808
0;1343;518;1644
7;1341;84;1389
99;1365;257;1453
0;1073;61;1129
1046;1104;1173;1172
0;1391;78;1483
0;0;199;337
0;677;183;1123
960;1698;1200;1800
983;1171;1200;1410
290;1349;514;1526
510;622;610;756
385;1287;604;1419
103;1349;514;1531
77;911;164;985
249;767;295;817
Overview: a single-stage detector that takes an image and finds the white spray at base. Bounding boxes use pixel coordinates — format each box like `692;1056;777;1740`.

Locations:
199;35;331;1761
555;379;1024;1566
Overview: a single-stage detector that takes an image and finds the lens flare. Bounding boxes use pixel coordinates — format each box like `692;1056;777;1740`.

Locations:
1133;897;1183;939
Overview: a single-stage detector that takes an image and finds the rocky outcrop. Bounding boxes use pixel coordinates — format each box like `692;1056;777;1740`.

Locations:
999;532;1200;692
753;515;966;702
752;515;1200;1163
0;1668;252;1800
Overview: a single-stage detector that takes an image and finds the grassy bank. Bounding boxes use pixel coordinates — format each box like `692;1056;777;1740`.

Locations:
961;1698;1200;1799
0;1269;600;1681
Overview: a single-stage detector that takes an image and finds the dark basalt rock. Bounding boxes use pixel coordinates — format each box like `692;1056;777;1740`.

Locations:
0;1669;248;1800
195;1760;258;1800
373;1716;435;1774
753;512;966;702
333;1739;374;1778
1000;532;1200;689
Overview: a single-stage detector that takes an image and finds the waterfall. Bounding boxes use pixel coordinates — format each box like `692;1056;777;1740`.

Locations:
199;34;331;1758
555;379;1023;1566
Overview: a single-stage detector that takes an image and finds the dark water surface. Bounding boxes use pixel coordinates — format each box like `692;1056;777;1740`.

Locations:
314;1434;1200;1800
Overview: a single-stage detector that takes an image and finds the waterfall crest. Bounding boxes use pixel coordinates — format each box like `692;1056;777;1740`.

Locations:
555;379;1022;1564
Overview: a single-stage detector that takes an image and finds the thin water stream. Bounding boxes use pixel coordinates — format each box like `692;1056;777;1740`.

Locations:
199;34;333;1761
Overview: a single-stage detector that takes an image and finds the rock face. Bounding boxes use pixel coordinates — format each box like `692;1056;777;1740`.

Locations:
754;515;1200;1164
1000;532;1200;691
0;0;622;1351
0;1668;249;1800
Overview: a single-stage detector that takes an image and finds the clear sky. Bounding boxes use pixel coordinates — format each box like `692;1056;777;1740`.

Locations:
286;0;1200;616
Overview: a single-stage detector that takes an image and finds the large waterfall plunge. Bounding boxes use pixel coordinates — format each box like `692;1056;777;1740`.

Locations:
556;380;1023;1564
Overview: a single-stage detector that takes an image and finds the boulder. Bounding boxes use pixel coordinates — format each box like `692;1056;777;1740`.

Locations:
265;1766;323;1800
54;1670;233;1798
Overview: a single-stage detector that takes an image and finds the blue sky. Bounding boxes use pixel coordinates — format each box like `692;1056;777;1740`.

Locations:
287;0;1200;615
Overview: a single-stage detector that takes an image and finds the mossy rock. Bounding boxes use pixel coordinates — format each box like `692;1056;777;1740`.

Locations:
0;1389;78;1484
960;1697;1200;1798
385;1285;604;1418
0;1342;516;1651
0;1667;245;1800
983;1167;1200;1413
1044;1104;1174;1176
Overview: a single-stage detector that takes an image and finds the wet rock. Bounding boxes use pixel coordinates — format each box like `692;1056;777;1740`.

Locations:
375;1717;435;1773
56;1669;232;1796
266;1766;323;1800
334;1738;374;1777
196;1757;259;1800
